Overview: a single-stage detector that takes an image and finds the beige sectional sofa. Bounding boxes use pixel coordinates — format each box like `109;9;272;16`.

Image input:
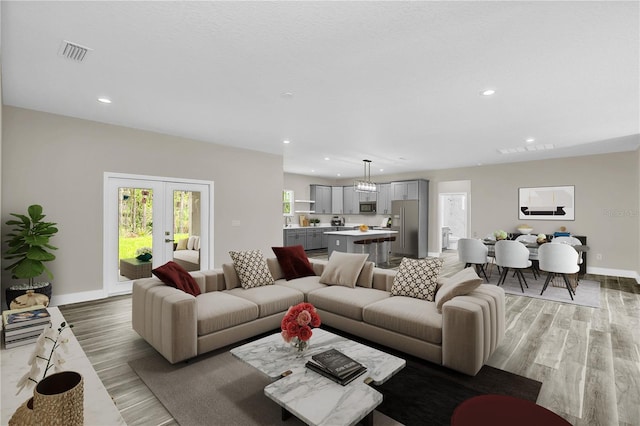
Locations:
132;257;505;376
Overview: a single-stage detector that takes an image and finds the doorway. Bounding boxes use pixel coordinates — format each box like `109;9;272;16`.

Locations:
104;173;213;296
438;180;471;252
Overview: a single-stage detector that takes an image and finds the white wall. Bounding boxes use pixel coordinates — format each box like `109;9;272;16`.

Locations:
1;107;284;305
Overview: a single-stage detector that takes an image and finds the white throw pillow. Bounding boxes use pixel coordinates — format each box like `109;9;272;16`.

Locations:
229;250;274;289
319;252;369;288
434;267;483;312
187;236;197;250
390;257;444;301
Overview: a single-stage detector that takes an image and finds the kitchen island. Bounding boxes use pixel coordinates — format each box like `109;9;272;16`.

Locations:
324;229;398;265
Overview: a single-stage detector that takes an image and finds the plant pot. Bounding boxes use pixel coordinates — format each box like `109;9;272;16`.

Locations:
33;371;83;426
9;397;33;426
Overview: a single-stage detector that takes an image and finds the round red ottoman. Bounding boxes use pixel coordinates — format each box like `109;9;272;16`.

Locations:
451;394;571;426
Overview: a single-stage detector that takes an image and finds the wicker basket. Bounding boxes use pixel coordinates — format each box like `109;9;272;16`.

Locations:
8;397;33;426
33;371;83;426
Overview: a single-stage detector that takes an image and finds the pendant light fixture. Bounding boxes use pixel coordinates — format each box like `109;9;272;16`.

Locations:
354;159;377;193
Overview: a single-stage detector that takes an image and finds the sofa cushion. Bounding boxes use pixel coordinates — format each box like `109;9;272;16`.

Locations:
152;261;201;296
187;236;198;250
435;267;483;313
308;286;390;321
176;238;188;250
363;296;443;344
229;250;274;289
274;276;327;297
390;257;443;301
357;261;374;288
222;263;241;290
272;245;316;281
319;252;368;288
196;292;259;335
266;258;285;281
228;285;304;318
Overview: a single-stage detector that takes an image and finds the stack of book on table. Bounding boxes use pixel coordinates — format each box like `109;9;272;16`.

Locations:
306;348;367;385
2;305;51;349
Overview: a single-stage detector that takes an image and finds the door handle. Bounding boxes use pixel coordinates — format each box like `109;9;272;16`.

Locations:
165;239;175;243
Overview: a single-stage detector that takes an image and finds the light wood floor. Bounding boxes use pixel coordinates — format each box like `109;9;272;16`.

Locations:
59;252;640;425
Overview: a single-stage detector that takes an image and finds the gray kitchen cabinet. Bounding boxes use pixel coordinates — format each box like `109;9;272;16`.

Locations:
331;186;343;214
377;183;392;215
391;180;419;200
310;185;332;214
342;186;359;215
359;191;377;202
306;228;323;250
283;229;307;248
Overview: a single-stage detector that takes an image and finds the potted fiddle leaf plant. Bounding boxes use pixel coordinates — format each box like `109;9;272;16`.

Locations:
4;205;58;307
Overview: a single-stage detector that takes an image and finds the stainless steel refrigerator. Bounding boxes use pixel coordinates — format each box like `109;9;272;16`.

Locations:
391;200;420;257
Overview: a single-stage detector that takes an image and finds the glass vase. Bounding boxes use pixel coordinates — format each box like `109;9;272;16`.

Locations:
291;337;309;352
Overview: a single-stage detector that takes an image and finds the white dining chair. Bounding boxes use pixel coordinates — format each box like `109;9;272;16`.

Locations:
551;236;584;264
538;242;579;300
457;238;490;282
494;240;532;292
515;234;540;278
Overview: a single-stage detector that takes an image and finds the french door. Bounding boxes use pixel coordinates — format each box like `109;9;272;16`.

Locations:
104;173;212;296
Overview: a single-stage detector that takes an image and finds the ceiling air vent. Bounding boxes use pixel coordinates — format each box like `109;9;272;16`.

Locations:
58;40;92;62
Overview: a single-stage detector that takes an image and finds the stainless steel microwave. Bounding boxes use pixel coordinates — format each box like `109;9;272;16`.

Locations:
359;201;377;214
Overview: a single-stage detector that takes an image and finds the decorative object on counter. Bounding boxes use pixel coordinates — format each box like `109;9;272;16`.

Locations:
15;321;74;395
536;234;547;244
493;230;508;240
310;218;320;227
359;224;369;232
12;321;81;426
516;224;533;234
6;282;53;310
280;302;321;353
4;204;58;309
33;371;84;426
9;290;50;310
354;159;377;193
135;247;153;261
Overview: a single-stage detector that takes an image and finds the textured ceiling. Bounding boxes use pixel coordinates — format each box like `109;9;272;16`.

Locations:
2;1;639;178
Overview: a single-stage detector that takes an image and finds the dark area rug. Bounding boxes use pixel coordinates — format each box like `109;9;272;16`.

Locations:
373;358;541;426
322;326;542;426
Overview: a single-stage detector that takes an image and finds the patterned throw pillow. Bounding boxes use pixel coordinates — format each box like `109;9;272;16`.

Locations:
390;257;444;301
229;250;274;289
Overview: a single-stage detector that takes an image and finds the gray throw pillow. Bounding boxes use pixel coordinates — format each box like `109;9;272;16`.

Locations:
319;252;369;288
434;267;483;312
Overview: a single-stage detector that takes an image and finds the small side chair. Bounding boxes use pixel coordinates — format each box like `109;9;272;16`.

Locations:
457;238;490;282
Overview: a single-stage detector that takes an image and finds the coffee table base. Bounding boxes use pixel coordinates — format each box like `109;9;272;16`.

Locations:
281;406;373;426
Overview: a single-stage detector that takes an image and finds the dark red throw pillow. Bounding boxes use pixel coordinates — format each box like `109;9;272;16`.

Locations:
272;245;316;281
152;261;201;296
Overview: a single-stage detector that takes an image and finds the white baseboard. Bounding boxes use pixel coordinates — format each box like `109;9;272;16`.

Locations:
49;289;110;307
587;267;640;284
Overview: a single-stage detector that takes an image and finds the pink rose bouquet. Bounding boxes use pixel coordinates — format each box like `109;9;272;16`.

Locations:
281;302;321;351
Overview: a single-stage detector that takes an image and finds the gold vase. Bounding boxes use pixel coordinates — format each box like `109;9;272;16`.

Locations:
33;371;83;426
8;397;33;426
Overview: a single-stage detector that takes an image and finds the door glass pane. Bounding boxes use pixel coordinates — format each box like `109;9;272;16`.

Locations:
170;190;201;271
118;187;154;281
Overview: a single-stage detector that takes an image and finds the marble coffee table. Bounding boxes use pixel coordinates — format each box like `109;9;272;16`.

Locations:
231;328;405;426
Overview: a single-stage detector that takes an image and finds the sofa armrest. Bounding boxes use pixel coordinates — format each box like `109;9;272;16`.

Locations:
441;286;505;376
132;278;198;364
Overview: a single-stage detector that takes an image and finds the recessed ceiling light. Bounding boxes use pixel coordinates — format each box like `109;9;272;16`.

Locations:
480;89;496;96
525;138;535;143
379;169;384;172
281;92;294;99
283;140;290;144
324;157;330;161
337;173;341;177
97;97;112;104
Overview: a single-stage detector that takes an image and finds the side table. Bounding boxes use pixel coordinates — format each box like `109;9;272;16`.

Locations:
119;258;152;280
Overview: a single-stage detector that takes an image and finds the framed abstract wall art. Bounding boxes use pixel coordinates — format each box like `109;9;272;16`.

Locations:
518;186;575;220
